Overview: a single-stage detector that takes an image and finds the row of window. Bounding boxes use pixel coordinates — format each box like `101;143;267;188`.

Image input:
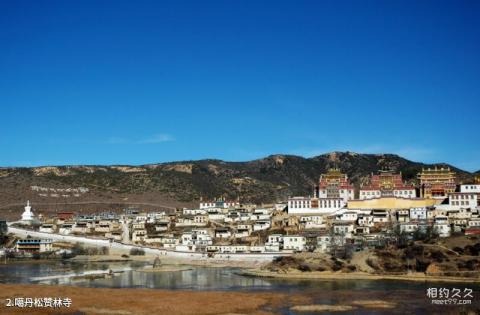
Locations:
320;189;353;194
361;190;414;195
290;202;311;208
451;194;476;200
285;238;304;242
361;191;381;195
394;190;414;195
290;200;343;208
451;201;473;206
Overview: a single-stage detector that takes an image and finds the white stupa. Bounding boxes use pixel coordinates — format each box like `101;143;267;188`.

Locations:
20;200;36;224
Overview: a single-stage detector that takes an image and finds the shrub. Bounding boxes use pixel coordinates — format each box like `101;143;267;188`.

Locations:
99;247;109;255
383;261;404;272
415;259;430;272
430;250;447;263
331;259;344;271
129;248;145;256
465;259;479;271
87;247;99;255
366;258;378;269
464;245;479;256
297;264;311;272
452;247;464;255
71;243;87;256
272;256;302;268
404;244;424;259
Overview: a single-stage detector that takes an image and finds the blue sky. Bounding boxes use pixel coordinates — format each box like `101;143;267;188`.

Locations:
1;1;479;171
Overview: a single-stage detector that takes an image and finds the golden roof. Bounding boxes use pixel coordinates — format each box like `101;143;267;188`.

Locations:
347;197;440;210
326;167;342;175
418;166;456;180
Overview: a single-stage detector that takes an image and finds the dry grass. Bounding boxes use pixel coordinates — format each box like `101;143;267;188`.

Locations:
291;304;356;312
0;284;285;315
350;299;397;309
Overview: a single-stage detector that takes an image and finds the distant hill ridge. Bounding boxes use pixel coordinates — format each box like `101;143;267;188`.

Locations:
0;152;477;210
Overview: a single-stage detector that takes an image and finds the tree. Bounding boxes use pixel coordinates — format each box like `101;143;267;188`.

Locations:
129;248;145;256
426;225;439;242
71;243;86;256
394;225;409;246
412;228;425;242
99;246;109;255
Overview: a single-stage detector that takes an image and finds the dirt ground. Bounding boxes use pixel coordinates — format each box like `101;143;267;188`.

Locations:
0;284;303;315
0;283;478;315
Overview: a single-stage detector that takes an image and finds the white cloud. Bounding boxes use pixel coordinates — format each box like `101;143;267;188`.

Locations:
138;134;175;144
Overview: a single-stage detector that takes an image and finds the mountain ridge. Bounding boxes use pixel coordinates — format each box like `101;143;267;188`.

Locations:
0;152;477;218
1;151;474;173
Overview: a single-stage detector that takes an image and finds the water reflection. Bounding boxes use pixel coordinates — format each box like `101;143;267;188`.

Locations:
1;261;479;294
75;266;275;290
0;261;273;290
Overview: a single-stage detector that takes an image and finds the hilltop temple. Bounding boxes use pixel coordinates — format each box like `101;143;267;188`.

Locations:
315;167;355;202
288;166;462;213
418;167;456;199
289;168;353;214
359;170;416;199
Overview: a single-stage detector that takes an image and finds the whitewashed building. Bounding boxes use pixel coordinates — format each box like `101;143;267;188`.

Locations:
132;229;147;243
433;216;450;237
73;222;91;234
282;236;306;251
183;208;207;215
215;228;231;239
253;220;271;231
468;218;480;227
399;222;419;233
39;224;55;233
59;224;74;235
338;211;358;221
434;222;451;237
449;193;478;209
200;200;239;209
234;224;251;238
372;210;389;223
265;234;283;252
357;214;374;227
460;184;480;193
333;222;354;237
16;239;53;253
316;235;345;253
409;207;427;221
288;197;345;215
396;210;410;223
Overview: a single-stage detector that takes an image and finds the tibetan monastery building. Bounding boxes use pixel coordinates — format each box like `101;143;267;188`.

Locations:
418;167;456;199
289;168;354;214
359;170;416;199
315;168;355;202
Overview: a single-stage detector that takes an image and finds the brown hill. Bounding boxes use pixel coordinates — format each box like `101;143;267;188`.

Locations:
0;152;475;219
